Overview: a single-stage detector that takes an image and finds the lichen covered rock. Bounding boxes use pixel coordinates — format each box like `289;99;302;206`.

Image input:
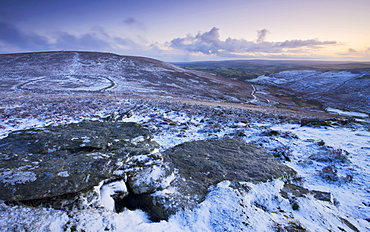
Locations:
0;123;297;222
163;139;296;195
147;139;297;220
0;121;161;202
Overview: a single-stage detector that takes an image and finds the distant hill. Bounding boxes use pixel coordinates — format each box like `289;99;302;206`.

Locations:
174;60;370;82
0;51;253;103
174;60;370;114
1;52;368;115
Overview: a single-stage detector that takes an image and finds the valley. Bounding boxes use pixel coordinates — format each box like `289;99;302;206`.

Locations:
177;60;370;115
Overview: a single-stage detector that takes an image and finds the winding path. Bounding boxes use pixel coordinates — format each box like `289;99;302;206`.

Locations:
251;85;257;102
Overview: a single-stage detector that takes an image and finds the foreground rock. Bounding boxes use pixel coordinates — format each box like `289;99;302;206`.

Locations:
0;122;296;222
165;139;296;192
146;139;297;220
0;121;166;205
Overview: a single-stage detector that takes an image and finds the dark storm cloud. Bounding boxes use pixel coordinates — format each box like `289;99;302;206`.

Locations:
170;27;338;56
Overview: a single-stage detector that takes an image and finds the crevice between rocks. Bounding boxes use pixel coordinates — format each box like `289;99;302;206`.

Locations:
114;182;167;222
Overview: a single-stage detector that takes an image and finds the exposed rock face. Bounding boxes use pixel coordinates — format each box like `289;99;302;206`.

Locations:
164;139;296;192
0;121;296;222
146;139;297;220
280;183;333;212
0;121;164;203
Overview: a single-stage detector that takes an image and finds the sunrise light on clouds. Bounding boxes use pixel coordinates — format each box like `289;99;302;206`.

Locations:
0;0;369;61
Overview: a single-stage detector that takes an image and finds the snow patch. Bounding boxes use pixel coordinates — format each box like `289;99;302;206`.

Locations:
326;107;369;118
57;171;69;177
0;170;37;185
131;135;145;145
100;180;128;211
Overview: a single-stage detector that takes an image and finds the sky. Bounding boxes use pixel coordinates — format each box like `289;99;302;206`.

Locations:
0;0;369;62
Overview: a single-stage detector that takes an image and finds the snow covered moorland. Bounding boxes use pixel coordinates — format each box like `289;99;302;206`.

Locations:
0;52;369;231
0;98;369;231
249;69;370;114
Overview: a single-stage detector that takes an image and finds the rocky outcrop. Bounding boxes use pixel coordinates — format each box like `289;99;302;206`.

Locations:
164;139;296;189
0;121;167;205
280;183;332;202
0;122;297;222
146;139;297;220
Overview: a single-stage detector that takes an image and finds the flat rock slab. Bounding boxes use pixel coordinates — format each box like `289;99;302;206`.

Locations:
0;121;158;202
143;139;296;221
163;139;296;197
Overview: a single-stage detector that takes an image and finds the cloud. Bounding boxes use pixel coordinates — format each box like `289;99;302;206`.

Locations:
198;27;220;43
0;21;116;52
170;27;338;57
337;47;370;58
122;17;146;30
113;36;148;52
53;32;111;50
256;29;270;43
0;21;50;50
0;22;352;62
0;21;155;59
170;27;222;54
275;39;337;48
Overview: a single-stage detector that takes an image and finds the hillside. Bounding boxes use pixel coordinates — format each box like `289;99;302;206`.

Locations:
176;60;370;114
174;60;370;81
0;51;253;103
0;52;369;232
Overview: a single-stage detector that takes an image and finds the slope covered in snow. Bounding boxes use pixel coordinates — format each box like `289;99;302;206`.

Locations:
0;98;369;231
0;51;253;103
0;52;369;231
249;70;370;114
